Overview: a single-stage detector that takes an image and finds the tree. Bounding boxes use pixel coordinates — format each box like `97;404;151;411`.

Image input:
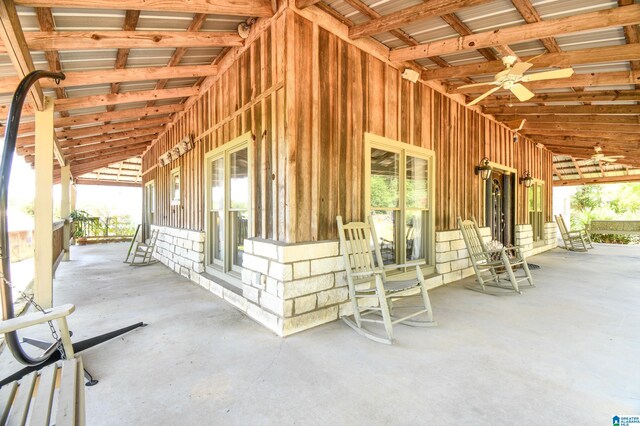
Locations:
570;185;603;229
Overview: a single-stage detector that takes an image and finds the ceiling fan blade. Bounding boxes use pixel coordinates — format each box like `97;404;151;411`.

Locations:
602;155;625;160
507;62;533;77
509;83;535;102
601;157;620;163
467;86;502;106
521;68;574;82
457;81;499;89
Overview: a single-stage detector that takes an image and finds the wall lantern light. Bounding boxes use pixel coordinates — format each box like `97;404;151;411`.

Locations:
475;157;492;181
520;170;534;188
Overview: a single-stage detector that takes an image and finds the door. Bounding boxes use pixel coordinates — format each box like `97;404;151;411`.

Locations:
485;170;515;246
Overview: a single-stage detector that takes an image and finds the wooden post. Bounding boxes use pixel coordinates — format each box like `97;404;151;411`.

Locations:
70;182;77;212
34;96;54;308
61;165;71;261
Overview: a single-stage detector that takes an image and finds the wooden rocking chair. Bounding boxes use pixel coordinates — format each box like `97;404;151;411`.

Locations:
457;217;535;295
555;214;593;252
336;216;436;344
128;229;159;266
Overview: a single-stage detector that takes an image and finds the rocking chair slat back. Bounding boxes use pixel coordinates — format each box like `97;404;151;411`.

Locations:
459;217;488;262
338;220;381;282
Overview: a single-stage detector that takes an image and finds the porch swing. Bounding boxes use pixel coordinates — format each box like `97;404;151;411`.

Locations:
0;71;146;388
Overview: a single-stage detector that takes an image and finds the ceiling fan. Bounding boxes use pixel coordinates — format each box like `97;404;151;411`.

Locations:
460;55;575;106
584;146;625;165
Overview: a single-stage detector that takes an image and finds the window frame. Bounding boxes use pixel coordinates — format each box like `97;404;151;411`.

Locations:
170;166;181;206
527;178;545;243
203;132;254;286
144;179;155;239
364;132;436;273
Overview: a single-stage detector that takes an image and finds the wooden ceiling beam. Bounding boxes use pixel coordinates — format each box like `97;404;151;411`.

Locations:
0;64;217;93
510;0;561;53
540;139;640;149
523;122;640;134
440;13;498;61
55;117;171;140
0;87;199;118
18;126;162;149
74;178;141;188
525;130;640;140
349;0;493;40
34;7;69;118
147;13;207;107
485;105;640;115
0;31;244;52
68;154;145;177
422;44;640;81
0;0;65;166
64;144;150;163
480;89;640;106
390;4;640;62
554;174;640;186
454;71;640;94
17;136;154;156
108;10;140;113
295;0;321;8
14;0;274;17
16;104;183;134
493;114;640;124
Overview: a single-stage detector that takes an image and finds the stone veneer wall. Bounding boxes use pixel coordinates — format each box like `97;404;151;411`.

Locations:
151;223;557;336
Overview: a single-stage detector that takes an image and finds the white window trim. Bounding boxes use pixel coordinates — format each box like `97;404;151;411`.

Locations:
170;166;181;206
528;178;545;244
364;132;436;272
203;131;254;286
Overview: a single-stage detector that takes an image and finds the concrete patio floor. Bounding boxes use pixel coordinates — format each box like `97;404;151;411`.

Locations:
1;242;638;425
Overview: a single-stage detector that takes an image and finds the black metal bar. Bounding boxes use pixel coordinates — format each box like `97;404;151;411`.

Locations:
1;70;65;367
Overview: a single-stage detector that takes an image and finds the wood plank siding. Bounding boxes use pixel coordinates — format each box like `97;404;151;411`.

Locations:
141;9;554;243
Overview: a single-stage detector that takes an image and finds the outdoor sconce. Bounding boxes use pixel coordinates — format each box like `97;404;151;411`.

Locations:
520;170;534;188
475;157;492;181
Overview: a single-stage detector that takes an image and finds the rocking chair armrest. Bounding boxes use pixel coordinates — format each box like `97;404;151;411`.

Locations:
384;261;426;270
0;304;75;334
484;248;505;255
350;270;384;278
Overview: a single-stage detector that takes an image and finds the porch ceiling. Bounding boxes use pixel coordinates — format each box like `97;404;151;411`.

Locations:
308;0;640;183
0;0;274;186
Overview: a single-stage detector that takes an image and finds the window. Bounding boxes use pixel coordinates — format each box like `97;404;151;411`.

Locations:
144;180;155;238
365;133;435;268
170;167;180;205
204;132;252;283
528;181;544;242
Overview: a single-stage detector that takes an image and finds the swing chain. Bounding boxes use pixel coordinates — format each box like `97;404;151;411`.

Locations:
0;273;66;360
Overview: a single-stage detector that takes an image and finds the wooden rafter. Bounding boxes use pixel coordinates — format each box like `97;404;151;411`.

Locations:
390;4;640;62
510;0;561;53
14;0;274;17
493;115;640;125
422;44;640;81
0;0;65;165
0;31;244;52
554;174;640;186
480;89;640;106
0;65;217;93
526;130;640;141
571;157;585;179
108;10;140;113
484;105;640;115
349;0;492;40
440;13;498;61
521;122;640;134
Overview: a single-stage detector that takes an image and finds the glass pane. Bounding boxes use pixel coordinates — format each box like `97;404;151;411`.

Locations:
172;173;180;201
230;148;249;210
406;156;429;209
536;185;542;211
405;211;426;262
372;210;397;265
370;148;399;208
528;186;534;212
211;157;224;211
211;211;224;263
232;211;248;268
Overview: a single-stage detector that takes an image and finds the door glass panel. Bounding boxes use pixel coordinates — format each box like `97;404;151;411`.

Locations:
230;148;248;210
371;210;397;265
536;185;542;211
210;157;224;264
406;156;428;209
232;211;248;269
211;158;224;210
370;148;399;208
406;210;426;261
211;211;224;263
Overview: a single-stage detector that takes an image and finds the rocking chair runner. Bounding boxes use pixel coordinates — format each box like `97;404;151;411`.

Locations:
336;216;436;344
555;214;593;252
457;217;535;295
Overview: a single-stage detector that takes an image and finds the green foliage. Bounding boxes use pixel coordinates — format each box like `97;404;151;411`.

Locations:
70;210;91;237
370;175;398;208
571;185;603;214
591;234;632;244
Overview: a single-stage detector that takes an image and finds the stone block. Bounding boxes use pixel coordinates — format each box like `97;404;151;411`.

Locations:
457;249;469;259
179;266;190;278
253;240;279;260
242;253;269;275
209;280;223;298
265;277;279;295
246;303;281;335
283;306;339;335
278;241;339;263
450;239;467;251
443;270;462;284
193;242;205;253
223;288;248;313
436;262;451;274
435;241;450;252
244;239;254;255
310;256;344;276
293;261;310;279
450;258;469;271
260;290;284;316
294;294;316;314
243;285;260;304
269;261;293;281
189;269;200;284
317;287;349;308
283;274;334;299
199;276;211;291
424;275;443;290
334;271;348;287
339;301;353;317
188;230;205;243
242;268;252;285
284;300;293;317
186;250;204;263
435;251;457;263
436;230;461;242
